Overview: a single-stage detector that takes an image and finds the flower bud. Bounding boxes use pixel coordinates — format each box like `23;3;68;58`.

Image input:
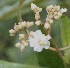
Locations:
26;21;31;28
44;23;50;29
20;44;25;52
30;22;34;26
35;15;40;20
15;42;21;48
47;14;53;19
9;29;16;34
22;21;26;27
46;18;50;22
55;5;60;11
14;23;18;31
29;31;33;38
49;19;53;24
53;12;58;16
19;34;25;40
18;24;23;30
58;12;62;17
38;8;42;12
9;29;16;36
31;3;37;11
35;20;41;26
24;42;28;47
54;16;59;19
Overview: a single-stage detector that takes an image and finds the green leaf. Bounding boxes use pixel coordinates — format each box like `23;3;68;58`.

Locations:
37;21;64;68
61;16;70;65
6;46;39;65
0;60;43;68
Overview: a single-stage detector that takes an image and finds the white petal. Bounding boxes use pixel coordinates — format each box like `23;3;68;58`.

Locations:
37;47;43;52
33;32;39;39
36;30;43;38
41;36;47;41
29;42;35;47
46;35;51;40
44;41;50;49
29;38;38;43
60;8;67;13
34;44;43;52
35;30;44;40
31;3;37;10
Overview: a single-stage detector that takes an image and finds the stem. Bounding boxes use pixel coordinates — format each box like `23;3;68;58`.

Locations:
18;0;23;22
49;45;70;52
49;47;56;51
26;29;30;35
50;38;63;60
42;24;63;60
60;45;70;51
18;0;30;35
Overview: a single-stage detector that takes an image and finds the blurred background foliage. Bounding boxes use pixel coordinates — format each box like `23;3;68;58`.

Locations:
0;0;70;68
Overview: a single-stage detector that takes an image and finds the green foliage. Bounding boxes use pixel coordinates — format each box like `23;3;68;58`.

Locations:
38;20;64;68
61;16;70;67
0;0;70;68
0;60;43;68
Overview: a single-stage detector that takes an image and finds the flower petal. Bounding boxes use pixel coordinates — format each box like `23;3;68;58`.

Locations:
60;8;67;13
29;42;35;47
34;44;43;52
46;35;51;40
44;41;50;49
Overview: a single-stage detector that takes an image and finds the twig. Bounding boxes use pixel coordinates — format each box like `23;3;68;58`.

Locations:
26;29;30;35
49;47;56;51
60;45;70;51
18;0;23;22
49;45;70;52
50;38;63;60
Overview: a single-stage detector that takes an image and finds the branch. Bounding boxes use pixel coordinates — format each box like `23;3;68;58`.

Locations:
50;38;63;60
18;0;23;22
60;45;70;51
49;46;70;52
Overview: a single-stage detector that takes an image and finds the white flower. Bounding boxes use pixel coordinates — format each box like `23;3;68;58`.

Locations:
60;8;67;13
28;30;51;52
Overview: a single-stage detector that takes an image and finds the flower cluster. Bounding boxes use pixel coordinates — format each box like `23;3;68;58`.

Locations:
9;21;34;51
44;5;67;29
9;3;67;52
31;3;42;26
9;21;34;36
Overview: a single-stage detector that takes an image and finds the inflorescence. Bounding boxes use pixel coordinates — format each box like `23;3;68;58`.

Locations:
9;3;67;52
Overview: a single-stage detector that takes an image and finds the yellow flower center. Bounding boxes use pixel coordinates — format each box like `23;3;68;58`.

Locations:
39;40;44;46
